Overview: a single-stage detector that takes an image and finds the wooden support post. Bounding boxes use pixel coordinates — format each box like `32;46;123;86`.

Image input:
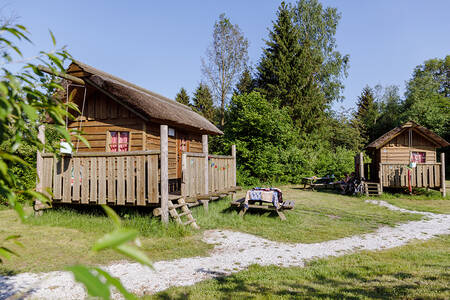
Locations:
231;145;236;187
199;199;209;212
441;153;446;197
181;153;187;198
359;152;364;180
202;135;209;196
160;125;169;224
35;125;46;213
379;163;383;194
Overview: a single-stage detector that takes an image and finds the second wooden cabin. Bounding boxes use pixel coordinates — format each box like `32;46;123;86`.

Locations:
359;121;448;195
37;60;238;220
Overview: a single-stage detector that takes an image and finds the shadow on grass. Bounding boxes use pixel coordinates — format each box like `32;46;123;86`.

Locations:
152;266;443;299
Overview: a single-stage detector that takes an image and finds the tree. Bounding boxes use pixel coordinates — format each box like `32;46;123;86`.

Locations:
355;86;378;143
175;87;190;106
234;67;255;95
370;85;403;140
257;0;349;133
192;83;215;122
202;13;249;127
402;56;450;140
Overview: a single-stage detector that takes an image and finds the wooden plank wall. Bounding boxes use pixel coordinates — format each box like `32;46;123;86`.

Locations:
380;129;438;164
208;156;235;194
42;152;160;205
68;86;210;182
380;163;441;188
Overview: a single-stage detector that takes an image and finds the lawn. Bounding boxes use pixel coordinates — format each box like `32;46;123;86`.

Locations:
0;187;427;275
151;235;450;299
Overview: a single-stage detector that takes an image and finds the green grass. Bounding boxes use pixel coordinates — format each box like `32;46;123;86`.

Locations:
0;207;212;274
151;235;450;299
0;186;438;274
193;186;422;243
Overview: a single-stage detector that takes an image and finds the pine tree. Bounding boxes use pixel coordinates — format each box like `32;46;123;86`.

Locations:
355;86;378;143
175;87;190;106
192;83;215;122
234;67;255;95
257;0;348;133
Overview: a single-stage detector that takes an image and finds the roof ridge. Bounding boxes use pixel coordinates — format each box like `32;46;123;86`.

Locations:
71;60;194;112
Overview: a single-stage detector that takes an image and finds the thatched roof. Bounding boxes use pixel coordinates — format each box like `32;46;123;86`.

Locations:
66;60;222;135
365;121;449;150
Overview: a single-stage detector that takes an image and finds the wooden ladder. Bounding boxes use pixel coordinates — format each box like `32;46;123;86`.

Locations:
168;198;200;229
363;182;382;196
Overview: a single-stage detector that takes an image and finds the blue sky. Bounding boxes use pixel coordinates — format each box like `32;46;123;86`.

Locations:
5;0;450;111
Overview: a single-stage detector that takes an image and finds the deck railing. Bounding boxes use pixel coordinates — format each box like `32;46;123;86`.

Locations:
379;163;442;188
181;150;236;200
40;151;160;205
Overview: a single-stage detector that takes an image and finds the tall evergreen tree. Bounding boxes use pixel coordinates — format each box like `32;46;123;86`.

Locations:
192;83;215;122
355;86;378;143
175;87;190;106
257;0;348;133
234;67;255;95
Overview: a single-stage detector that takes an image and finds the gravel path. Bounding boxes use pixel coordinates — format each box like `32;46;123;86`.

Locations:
1;200;449;299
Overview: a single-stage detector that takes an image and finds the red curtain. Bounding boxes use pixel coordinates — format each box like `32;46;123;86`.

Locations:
110;131;118;152
119;132;129;152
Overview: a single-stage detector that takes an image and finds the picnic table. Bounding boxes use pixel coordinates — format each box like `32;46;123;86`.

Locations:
230;189;294;220
302;176;337;190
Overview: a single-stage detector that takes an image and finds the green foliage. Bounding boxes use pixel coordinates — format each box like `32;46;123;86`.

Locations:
68;205;152;299
174;87;190;106
192;83;215;122
354;86;378;143
220;92;357;185
257;0;349;133
234;67;255;95
402;56;450;141
0;21;75;222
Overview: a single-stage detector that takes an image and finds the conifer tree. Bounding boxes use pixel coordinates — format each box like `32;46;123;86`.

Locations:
234;67;255;95
257;0;348;133
192;83;215;122
175;87;190;106
355;86;378;143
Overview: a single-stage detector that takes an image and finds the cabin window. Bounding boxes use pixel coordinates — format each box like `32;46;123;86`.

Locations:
411;151;426;163
109;131;129;152
168;127;175;137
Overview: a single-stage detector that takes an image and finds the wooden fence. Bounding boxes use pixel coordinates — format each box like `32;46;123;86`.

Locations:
209;155;236;194
379;163;442;188
181;152;236;200
40;151;160;205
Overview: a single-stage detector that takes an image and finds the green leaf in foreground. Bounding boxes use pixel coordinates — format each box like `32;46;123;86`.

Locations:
115;244;153;268
101;205;122;228
94;268;137;300
66;265;110;300
92;228;139;252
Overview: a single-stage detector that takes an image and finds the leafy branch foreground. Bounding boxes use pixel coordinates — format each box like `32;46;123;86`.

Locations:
0;22;151;300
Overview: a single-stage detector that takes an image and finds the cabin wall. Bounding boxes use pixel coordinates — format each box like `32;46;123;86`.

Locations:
68;86;207;181
379;129;437;164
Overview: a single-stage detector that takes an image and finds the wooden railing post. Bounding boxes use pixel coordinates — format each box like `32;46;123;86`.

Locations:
232;145;236;187
359;152;364;179
441;153;446;197
379;163;383;194
35;125;45;212
160;125;169;224
202;135;209;196
181;153;187;198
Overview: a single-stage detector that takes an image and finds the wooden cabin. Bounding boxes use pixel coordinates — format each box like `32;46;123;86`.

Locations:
36;60;238;223
360;121;448;195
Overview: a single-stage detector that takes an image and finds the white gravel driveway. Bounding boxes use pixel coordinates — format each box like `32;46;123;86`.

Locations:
0;200;449;299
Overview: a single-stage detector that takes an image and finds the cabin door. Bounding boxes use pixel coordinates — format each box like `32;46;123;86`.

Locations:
177;132;189;178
